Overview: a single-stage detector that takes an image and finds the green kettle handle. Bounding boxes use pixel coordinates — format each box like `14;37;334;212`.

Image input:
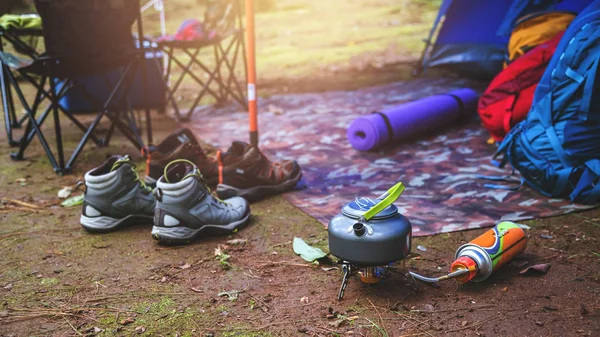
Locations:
362;182;405;221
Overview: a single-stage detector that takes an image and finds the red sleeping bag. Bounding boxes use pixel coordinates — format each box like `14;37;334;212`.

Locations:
478;32;564;141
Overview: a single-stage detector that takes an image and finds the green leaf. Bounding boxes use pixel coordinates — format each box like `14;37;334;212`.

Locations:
61;194;84;207
293;237;327;262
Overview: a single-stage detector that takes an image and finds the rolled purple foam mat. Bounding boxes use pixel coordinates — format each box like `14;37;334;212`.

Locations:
347;88;479;151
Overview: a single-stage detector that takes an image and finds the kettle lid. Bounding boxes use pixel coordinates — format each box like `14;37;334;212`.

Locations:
341;197;398;220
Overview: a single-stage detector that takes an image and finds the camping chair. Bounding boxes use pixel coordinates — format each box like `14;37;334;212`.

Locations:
0;0;156;174
157;0;247;121
0;14;43;146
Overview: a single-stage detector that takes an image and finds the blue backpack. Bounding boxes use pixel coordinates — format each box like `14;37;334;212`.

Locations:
495;0;600;204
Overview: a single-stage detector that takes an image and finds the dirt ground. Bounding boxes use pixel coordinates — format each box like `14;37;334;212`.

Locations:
0;96;599;337
1;1;600;336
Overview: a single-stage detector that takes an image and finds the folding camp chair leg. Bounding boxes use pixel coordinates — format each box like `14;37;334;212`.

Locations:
1;65;18;146
213;45;226;105
179;48;231;119
65;61;146;171
9;76;61;171
50;79;66;172
217;35;246;107
163;47;205;120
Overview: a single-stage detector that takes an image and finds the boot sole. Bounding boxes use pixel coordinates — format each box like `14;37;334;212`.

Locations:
216;170;302;201
80;214;154;233
151;212;251;245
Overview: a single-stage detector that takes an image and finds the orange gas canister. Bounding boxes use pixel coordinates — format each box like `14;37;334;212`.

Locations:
409;221;527;284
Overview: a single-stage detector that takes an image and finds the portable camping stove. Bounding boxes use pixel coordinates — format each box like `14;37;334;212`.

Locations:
328;182;412;300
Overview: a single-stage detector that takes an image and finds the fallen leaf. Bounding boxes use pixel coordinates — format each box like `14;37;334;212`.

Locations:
417;245;427;252
300;296;309;304
328;319;345;328
120;317;134;325
4;283;12;290
178;263;191;270
226;239;248;245
520;263;551;275
543;306;558;311
293;237;326;262
57;186;73;199
501;287;509;292
92;327;102;333
160;276;167;283
61;194;84;207
214;245;228;257
461;321;468;326
540;234;554;239
15;178;27;186
218;289;242;301
535;321;544;327
135;326;146;333
191;287;203;293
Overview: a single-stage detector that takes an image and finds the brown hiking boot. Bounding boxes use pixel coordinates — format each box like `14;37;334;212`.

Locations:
215;141;302;201
144;128;218;186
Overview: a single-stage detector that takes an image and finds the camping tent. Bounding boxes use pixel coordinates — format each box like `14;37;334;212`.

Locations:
417;0;594;79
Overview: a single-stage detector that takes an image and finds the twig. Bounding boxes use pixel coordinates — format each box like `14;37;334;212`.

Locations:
256;261;311;270
409;304;497;314
0;232;25;241
1;197;43;209
395;313;435;337
545;247;568;253
247;293;270;312
583;219;600;227
367;298;388;337
63;316;83;336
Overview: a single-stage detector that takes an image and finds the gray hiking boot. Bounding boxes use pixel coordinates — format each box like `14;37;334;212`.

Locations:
80;155;155;232
151;160;250;245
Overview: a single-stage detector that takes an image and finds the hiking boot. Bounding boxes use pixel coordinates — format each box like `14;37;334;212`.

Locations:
80;155;155;233
215;141;302;201
144;128;218;187
151;159;250;245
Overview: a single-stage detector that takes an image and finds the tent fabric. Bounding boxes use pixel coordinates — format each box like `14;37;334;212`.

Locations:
420;0;593;79
497;0;594;37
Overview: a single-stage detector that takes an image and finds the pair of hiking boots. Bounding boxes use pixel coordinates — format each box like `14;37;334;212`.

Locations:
144;128;302;201
80;129;302;244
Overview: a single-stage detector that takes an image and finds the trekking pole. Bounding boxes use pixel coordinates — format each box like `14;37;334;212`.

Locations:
245;0;258;146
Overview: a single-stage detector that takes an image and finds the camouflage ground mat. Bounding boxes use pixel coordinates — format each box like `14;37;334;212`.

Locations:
184;78;597;236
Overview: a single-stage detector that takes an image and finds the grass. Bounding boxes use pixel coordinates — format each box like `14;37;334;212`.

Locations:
138;0;441;104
